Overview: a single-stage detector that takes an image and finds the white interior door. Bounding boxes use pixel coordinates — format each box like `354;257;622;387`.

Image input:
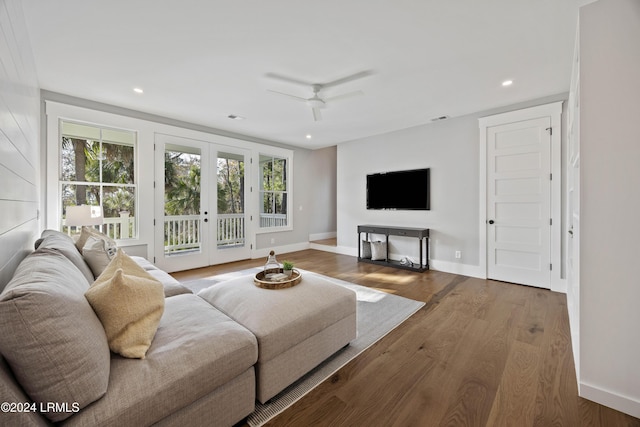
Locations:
487;117;552;289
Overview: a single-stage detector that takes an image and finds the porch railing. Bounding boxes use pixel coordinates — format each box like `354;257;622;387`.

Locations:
64;213;136;240
217;214;245;247
164;213;246;254
259;213;287;228
66;212;286;254
164;215;201;254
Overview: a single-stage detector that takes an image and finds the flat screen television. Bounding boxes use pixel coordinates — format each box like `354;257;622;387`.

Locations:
367;168;430;210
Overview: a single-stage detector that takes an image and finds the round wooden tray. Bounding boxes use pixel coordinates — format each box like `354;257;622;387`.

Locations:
254;269;302;289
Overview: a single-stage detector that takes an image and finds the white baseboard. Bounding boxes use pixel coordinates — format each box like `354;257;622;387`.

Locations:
580;382;640;419
429;259;485;279
309;231;337;241
332;245;359;257
308;245;485;278
552;277;568;294
308;242;350;255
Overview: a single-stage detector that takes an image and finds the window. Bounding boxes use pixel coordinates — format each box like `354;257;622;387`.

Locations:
259;154;289;229
60;121;137;239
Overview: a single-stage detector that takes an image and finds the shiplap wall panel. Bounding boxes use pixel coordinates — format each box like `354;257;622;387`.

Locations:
0;128;36;185
0;0;40;290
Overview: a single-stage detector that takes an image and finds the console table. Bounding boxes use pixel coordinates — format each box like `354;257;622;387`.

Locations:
357;225;429;272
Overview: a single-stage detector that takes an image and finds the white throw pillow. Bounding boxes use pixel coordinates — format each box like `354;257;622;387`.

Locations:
83;236;117;278
76;226;116;252
362;240;372;259
371;241;387;261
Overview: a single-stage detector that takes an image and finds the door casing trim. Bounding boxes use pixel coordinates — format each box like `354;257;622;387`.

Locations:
478;101;565;292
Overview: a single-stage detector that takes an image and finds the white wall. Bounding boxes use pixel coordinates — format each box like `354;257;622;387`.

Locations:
0;0;40;290
309;146;337;239
337;94;567;276
338;115;480;272
579;0;640;417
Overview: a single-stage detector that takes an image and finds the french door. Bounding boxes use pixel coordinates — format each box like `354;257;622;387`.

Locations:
212;146;251;264
154;134;251;272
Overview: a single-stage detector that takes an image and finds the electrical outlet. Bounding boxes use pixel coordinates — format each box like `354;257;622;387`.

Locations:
270;238;275;244
455;250;461;259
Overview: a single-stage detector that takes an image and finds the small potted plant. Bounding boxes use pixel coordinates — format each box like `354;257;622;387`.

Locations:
282;260;294;277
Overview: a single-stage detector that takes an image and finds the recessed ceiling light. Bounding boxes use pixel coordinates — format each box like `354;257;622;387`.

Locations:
502;80;513;87
133;87;144;94
227;114;245;120
306;134;312;139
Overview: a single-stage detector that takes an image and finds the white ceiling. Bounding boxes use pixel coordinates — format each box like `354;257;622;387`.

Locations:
21;0;587;149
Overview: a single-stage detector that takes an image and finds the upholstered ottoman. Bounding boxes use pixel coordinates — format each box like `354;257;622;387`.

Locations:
198;272;357;403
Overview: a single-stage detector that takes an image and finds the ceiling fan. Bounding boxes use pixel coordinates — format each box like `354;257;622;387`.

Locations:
265;70;372;121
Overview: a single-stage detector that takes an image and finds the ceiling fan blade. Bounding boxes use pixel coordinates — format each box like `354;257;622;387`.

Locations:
265;72;313;87
312;107;322;122
267;89;308;102
321;70;373;89
324;90;364;102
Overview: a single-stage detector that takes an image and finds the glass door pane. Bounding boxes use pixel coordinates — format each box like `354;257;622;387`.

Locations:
216;152;245;249
164;147;202;256
155;135;211;273
212;147;251;264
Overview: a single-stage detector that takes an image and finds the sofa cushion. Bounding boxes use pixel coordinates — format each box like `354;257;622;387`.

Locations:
63;294;258;427
0;249;110;422
86;250;165;359
130;255;192;297
38;229;95;284
0;357;50;427
146;268;193;297
82;235;117;277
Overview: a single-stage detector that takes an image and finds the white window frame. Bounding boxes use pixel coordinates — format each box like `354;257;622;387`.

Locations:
58;119;138;239
255;148;293;234
45;102;151;248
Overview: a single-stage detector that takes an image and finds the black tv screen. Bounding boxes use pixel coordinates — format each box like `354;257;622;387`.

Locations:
367;168;430;210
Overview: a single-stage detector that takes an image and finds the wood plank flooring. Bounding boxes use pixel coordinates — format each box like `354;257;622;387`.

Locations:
171;249;640;427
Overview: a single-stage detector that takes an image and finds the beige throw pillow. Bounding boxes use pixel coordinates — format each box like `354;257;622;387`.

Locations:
85;250;165;359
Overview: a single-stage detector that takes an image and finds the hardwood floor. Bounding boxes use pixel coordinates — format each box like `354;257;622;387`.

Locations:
310;237;337;246
171;249;640;427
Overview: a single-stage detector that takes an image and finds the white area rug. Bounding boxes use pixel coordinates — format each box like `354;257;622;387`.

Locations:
182;268;425;427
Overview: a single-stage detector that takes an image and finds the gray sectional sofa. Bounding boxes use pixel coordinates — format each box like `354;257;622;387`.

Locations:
0;230;259;426
0;229;359;426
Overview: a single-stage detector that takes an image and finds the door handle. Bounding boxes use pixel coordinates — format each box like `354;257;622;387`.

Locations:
488;220;495;224
204;218;208;223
